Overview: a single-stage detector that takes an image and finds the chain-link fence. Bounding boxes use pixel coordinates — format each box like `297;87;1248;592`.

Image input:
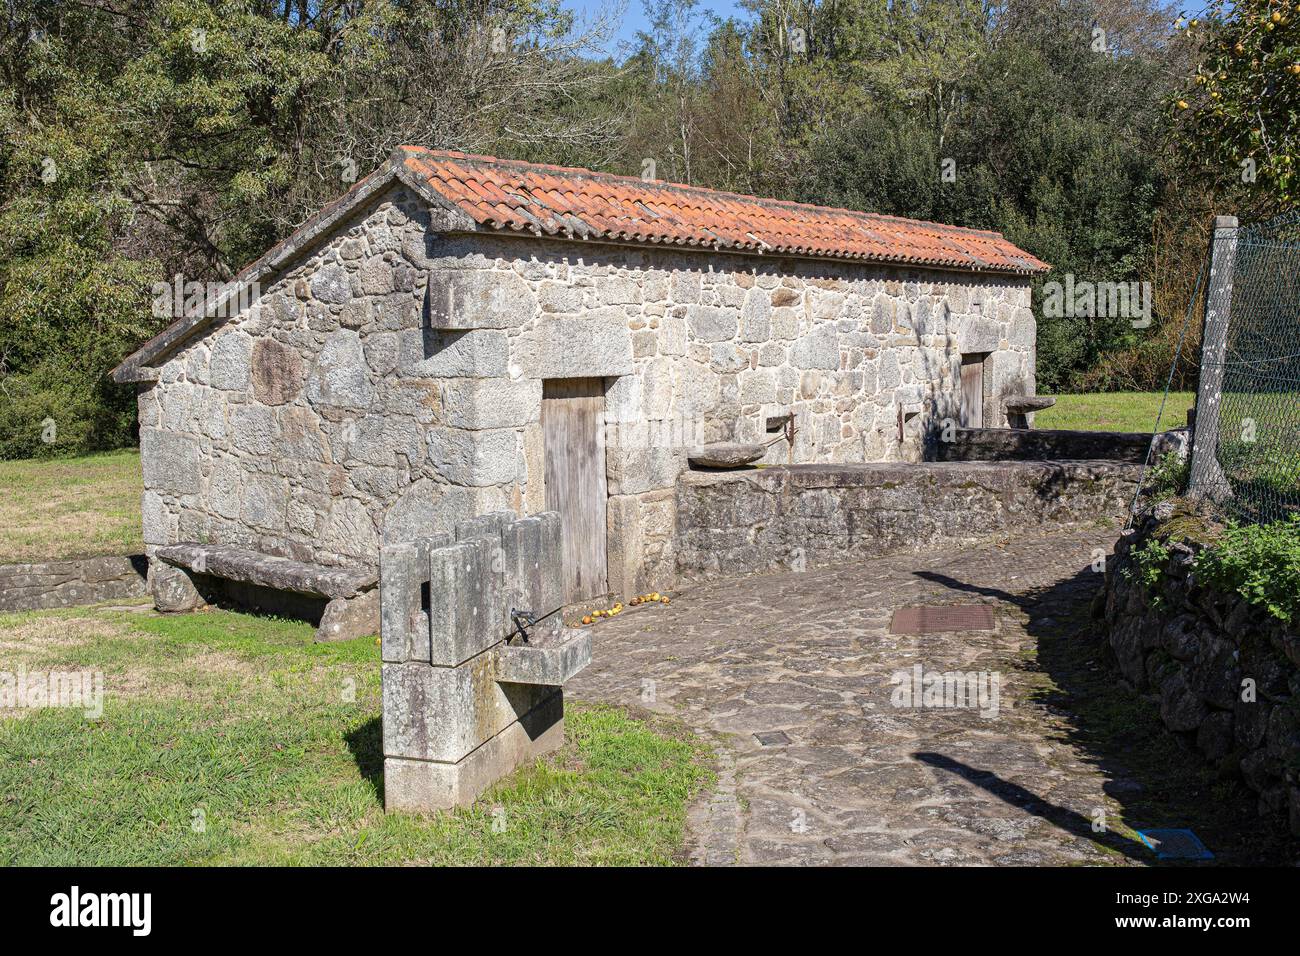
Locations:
1197;211;1300;522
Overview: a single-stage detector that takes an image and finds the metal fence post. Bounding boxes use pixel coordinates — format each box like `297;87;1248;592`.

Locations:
1187;214;1239;501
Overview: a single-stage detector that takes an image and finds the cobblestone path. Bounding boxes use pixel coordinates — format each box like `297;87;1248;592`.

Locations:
568;528;1155;866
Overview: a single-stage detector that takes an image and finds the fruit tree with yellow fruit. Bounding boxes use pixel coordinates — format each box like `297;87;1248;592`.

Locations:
1173;0;1299;204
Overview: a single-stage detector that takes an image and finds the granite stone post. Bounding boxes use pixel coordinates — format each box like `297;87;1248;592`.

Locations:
381;510;590;811
1188;214;1239;501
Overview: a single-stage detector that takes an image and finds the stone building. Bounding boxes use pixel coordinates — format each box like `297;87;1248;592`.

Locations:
113;147;1048;622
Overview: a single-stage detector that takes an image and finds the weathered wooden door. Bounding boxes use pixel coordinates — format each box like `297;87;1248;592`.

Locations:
960;354;985;428
541;378;608;603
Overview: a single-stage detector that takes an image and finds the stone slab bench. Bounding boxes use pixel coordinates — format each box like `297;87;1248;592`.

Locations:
152;543;378;641
1003;395;1056;428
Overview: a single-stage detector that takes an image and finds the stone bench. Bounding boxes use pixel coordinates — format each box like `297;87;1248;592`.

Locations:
151;543;379;642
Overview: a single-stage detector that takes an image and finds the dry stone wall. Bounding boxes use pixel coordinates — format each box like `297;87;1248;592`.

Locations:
675;461;1140;582
1102;507;1300;835
141;182;1035;595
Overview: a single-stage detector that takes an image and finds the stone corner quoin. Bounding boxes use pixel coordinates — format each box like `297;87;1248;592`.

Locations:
133;181;1038;592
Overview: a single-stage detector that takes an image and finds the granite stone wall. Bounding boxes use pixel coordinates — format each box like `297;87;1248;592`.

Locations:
1102;506;1300;835
140;182;1036;594
673;460;1140;583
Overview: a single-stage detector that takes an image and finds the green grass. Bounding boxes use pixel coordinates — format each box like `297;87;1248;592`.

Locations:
0;604;713;865
1035;392;1195;433
0;449;143;563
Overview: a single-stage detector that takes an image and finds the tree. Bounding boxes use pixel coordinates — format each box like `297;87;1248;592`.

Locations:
0;0;620;457
1171;0;1300;208
805;0;1175;390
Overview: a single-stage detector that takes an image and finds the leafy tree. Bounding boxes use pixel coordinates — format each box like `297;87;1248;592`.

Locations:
0;0;616;457
1172;0;1300;207
805;0;1174;390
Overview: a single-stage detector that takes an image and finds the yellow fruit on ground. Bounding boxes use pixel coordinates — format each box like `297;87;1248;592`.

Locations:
660;596;671;604
650;592;660;601
582;615;592;625
1272;11;1282;22
1176;99;1189;109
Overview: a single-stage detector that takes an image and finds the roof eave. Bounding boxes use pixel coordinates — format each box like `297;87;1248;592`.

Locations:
422;222;1051;278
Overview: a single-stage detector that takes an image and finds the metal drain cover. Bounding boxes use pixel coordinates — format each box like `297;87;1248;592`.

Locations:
889;604;996;634
754;731;792;747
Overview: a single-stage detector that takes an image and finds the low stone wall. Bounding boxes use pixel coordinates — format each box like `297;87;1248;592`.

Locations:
932;426;1168;464
674;460;1139;582
1101;510;1300;834
0;555;148;612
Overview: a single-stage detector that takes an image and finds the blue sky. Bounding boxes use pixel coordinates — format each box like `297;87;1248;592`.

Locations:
563;0;1204;60
563;0;749;59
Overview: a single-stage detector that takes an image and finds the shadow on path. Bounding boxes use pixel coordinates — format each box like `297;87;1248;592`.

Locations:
912;752;1149;863
913;564;1298;866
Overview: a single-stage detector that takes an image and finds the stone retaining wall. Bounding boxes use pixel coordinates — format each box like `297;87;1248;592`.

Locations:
933;427;1152;463
672;460;1139;583
0;555;148;612
1101;509;1300;834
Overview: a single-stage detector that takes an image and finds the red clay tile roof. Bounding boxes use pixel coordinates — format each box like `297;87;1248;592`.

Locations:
398;146;1049;276
111;146;1048;382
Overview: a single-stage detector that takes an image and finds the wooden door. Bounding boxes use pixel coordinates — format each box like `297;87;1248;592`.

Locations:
542;378;608;603
960;354;985;428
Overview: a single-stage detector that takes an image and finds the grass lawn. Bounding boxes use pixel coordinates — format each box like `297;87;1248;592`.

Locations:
1035;392;1195;433
0;449;143;564
0;603;713;865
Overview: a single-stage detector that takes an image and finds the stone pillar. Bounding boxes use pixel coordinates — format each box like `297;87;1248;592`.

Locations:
147;558;206;612
381;511;590;812
1188;215;1239;501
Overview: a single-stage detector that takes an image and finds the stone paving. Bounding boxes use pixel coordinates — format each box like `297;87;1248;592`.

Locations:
568;527;1148;866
